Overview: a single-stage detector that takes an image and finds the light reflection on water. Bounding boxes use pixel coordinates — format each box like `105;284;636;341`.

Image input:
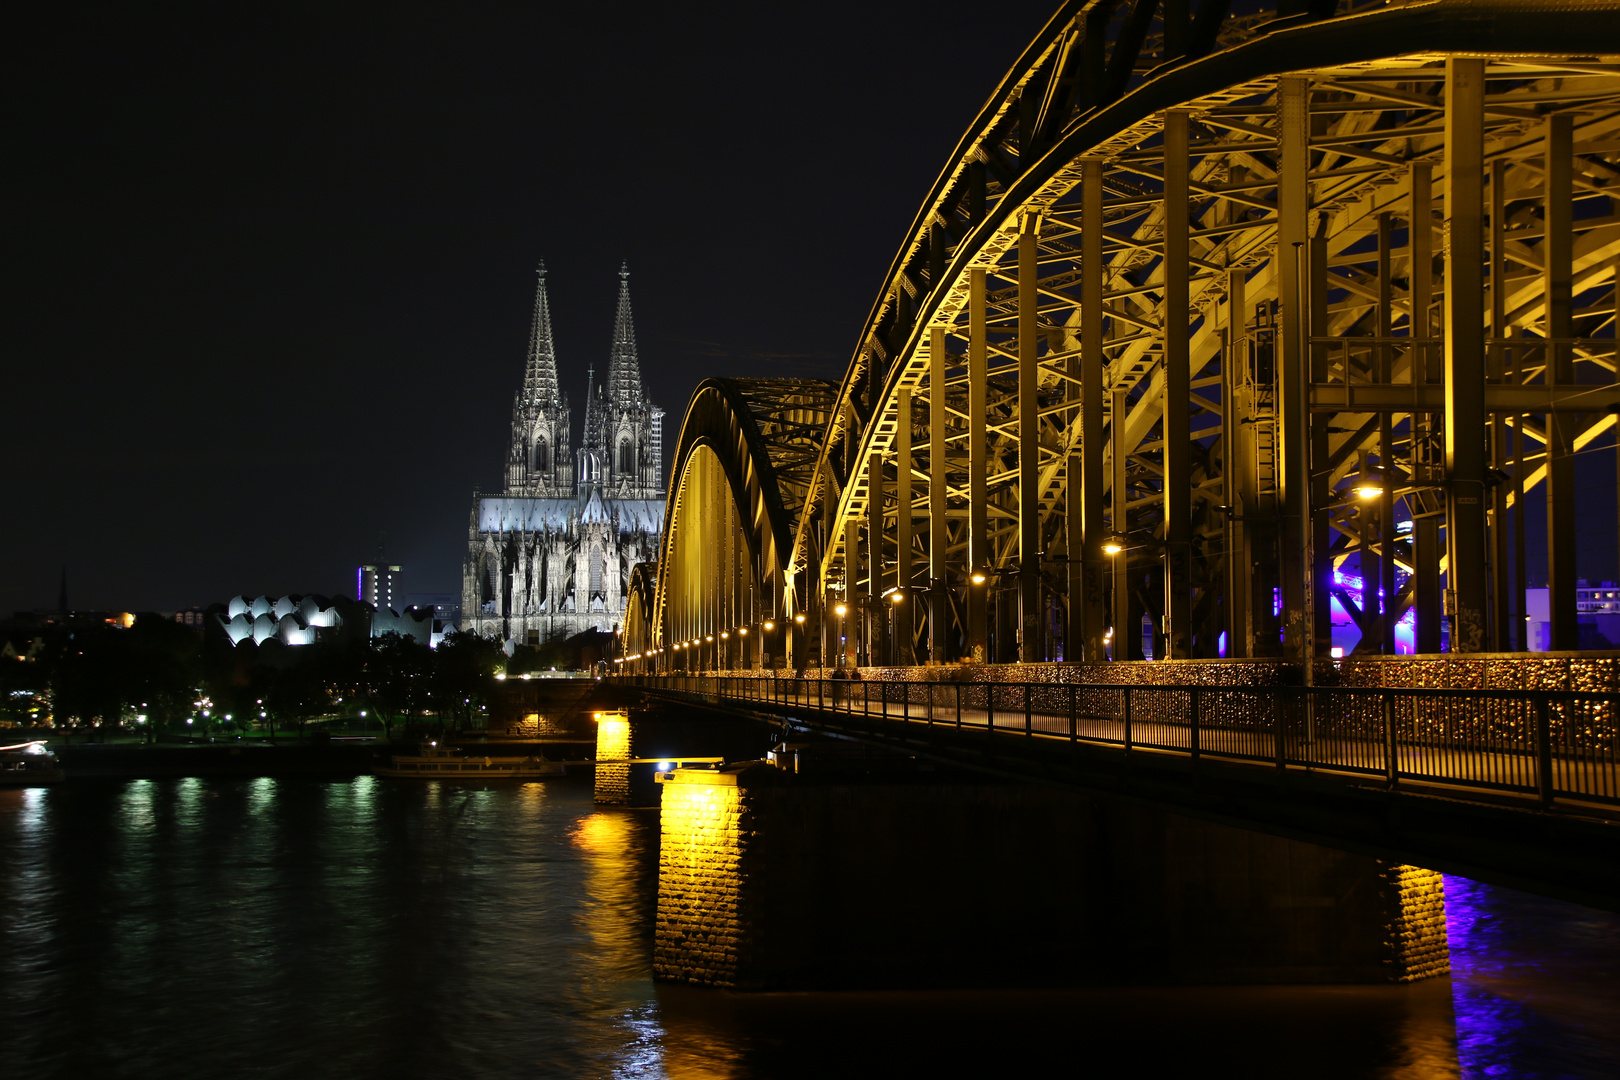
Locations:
1444;875;1620;1079
0;779;1614;1079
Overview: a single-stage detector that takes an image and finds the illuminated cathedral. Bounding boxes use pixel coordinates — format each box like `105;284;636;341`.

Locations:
461;263;664;648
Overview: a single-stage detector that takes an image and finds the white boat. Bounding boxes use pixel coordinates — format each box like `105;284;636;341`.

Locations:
376;745;567;780
0;741;64;784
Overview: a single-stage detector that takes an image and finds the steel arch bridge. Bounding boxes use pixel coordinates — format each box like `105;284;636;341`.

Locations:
627;0;1620;673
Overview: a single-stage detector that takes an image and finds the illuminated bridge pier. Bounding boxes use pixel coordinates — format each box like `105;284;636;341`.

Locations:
653;752;1447;990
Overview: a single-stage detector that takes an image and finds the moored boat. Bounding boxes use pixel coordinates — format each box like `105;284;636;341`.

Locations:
376;745;567;780
0;741;65;785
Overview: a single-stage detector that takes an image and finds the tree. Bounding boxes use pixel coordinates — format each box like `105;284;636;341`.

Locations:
431;630;504;730
368;632;433;738
124;616;202;742
53;624;134;738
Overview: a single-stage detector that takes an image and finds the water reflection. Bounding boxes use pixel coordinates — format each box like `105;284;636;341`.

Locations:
1445;875;1620;1079
0;780;1614;1079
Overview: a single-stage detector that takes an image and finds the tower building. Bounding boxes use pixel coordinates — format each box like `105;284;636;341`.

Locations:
462;263;665;648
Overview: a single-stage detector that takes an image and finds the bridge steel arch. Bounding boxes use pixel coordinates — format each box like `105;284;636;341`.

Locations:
648;378;839;671
787;0;1620;669
622;562;658;660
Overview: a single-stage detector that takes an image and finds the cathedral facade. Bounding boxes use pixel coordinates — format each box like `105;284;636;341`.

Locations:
461;263;665;648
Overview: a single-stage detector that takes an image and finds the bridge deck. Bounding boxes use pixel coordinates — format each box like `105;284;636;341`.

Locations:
631;674;1619;811
619;674;1620;909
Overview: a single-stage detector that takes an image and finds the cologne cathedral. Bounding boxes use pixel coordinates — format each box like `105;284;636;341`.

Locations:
461;263;664;648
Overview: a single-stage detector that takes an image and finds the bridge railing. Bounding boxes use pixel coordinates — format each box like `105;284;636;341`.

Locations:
620;674;1620;809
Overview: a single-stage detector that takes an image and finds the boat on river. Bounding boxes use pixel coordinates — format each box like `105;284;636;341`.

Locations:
0;741;65;784
376;745;568;780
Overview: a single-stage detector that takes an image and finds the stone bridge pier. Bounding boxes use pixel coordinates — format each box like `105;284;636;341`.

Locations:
591;703;778;806
653;753;1448;991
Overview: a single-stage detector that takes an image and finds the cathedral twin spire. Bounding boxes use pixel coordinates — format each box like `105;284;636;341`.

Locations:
505;261;661;500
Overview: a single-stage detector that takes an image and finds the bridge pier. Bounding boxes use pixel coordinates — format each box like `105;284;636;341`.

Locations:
592;710;640;805
654;760;1447;990
592;704;779;806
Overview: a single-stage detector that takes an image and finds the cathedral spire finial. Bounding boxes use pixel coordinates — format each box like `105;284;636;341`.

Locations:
605;263;642;407
520;260;560;408
505;260;572;498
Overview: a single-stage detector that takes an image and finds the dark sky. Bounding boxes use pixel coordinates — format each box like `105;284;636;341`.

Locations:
7;0;1053;613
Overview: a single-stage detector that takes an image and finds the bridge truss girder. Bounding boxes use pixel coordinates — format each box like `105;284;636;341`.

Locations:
642;378;839;669
780;0;1620;669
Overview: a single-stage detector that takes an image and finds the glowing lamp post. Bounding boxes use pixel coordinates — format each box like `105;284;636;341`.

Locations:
1102;536;1130;660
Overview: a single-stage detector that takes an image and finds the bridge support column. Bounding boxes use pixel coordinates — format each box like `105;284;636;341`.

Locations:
1163;110;1192;659
1018;211;1043;662
930;327;949;663
896;387;915;665
1222;267;1250;656
1311;236;1332;655
1444;57;1489;653
967;270;989;663
844;517;861;667
1111;386;1136;659
1378;213;1398;654
1543;111;1578;651
653;765;1449;989
1277;76;1311;667
1078;158;1107;661
869;450;887;666
1411;163;1443;653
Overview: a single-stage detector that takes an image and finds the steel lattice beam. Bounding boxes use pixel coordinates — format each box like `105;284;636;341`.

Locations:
634;0;1620;673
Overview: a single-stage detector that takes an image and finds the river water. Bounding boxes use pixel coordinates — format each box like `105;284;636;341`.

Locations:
0;776;1614;1079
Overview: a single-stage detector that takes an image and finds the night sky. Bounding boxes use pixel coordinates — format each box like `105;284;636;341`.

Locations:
11;1;1618;617
6;0;1053;613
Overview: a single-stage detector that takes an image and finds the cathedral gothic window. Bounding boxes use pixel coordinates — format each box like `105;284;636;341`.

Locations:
619;436;633;475
534;438;548;473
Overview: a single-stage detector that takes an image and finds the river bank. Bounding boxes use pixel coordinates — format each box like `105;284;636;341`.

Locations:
42;737;594;780
50;741;380;778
